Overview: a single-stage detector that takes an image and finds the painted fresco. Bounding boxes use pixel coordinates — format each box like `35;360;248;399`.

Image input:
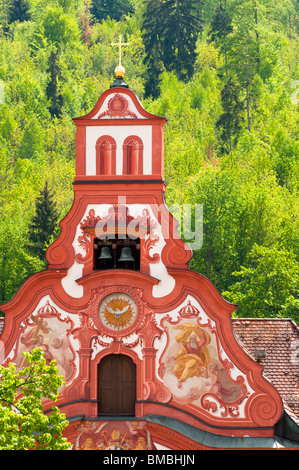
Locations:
6;300;76;383
73;421;156;450
99;293;138;331
160;314;244;409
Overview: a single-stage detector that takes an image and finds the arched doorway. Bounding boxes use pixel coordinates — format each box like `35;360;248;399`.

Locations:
98;354;136;416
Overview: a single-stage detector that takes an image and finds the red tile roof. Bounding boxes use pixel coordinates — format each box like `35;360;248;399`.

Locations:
232;318;299;422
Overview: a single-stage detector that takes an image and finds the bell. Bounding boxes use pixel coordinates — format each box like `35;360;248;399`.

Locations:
118;246;135;263
98;246;113;260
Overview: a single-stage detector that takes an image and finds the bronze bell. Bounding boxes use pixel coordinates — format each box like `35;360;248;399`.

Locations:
118;246;135;263
98;246;113;260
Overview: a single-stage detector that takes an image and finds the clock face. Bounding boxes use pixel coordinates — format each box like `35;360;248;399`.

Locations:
98;293;138;331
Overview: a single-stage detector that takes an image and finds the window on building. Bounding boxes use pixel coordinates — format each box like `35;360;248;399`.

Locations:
123;136;143;175
96;136;116;175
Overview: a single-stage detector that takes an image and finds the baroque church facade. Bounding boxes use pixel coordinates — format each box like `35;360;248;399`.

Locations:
0;64;298;450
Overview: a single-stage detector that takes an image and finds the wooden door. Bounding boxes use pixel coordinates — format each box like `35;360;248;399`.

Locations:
98;354;136;416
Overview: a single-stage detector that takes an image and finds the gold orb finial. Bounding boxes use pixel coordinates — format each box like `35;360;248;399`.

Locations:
114;65;125;79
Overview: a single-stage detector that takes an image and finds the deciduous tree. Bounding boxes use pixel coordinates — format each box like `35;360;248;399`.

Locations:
0;348;71;450
222;245;299;322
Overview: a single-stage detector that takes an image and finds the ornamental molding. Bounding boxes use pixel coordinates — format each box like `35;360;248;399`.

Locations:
97;93;137;119
75;205;160;265
83;285;145;343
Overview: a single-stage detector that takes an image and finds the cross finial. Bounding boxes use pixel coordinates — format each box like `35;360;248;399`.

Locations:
111;34;130;68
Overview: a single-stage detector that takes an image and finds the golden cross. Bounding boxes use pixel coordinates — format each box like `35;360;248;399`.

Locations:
111;34;130;67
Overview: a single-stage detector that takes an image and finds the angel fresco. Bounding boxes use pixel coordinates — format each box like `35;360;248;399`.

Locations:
10;303;76;383
74;421;156;450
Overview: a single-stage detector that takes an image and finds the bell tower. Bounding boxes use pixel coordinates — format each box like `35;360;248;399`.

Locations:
73;75;165;181
46;62;191;298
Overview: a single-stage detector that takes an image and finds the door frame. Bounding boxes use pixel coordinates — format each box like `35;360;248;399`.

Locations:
90;347;143;417
97;353;136;416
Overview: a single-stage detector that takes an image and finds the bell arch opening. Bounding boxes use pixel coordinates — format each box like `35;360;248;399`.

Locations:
94;235;140;271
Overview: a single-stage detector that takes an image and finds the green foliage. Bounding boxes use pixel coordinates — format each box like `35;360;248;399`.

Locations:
41;5;81;49
0;203;45;302
8;0;31;24
91;0;135;22
0;348;71;450
209;2;233;42
223;245;299;322
46;49;63;118
216;77;244;152
142;0;204;97
28;182;59;260
141;0;165;98
158;0;204;80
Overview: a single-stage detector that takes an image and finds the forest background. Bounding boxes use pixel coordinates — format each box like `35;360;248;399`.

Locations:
0;0;298;322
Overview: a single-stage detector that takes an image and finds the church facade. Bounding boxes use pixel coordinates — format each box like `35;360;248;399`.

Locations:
0;70;297;450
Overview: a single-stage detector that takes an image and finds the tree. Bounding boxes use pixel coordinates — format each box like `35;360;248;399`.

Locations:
142;0;165;98
0;348;71;450
159;0;204;80
220;0;262;132
216;77;244;152
142;0;204;96
46;49;63;118
185;166;244;290
209;2;233;42
222;245;299;322
91;0;134;22
80;1;93;46
8;0;31;24
209;1;233;75
28;182;59;260
42;6;81;49
0;206;45;302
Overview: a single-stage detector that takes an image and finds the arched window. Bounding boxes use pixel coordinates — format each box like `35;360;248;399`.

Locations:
98;354;136;416
96;136;116;175
123;136;143;175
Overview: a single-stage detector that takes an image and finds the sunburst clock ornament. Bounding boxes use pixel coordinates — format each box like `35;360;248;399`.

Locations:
99;293;137;331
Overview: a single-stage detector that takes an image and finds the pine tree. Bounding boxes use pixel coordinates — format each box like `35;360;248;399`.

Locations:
91;0;134;22
216;77;244;153
209;2;233;42
159;0;204;80
209;2;233;76
142;0;165;98
28;182;59;260
46;50;63;118
144;53;164;99
142;0;204;96
8;0;31;24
